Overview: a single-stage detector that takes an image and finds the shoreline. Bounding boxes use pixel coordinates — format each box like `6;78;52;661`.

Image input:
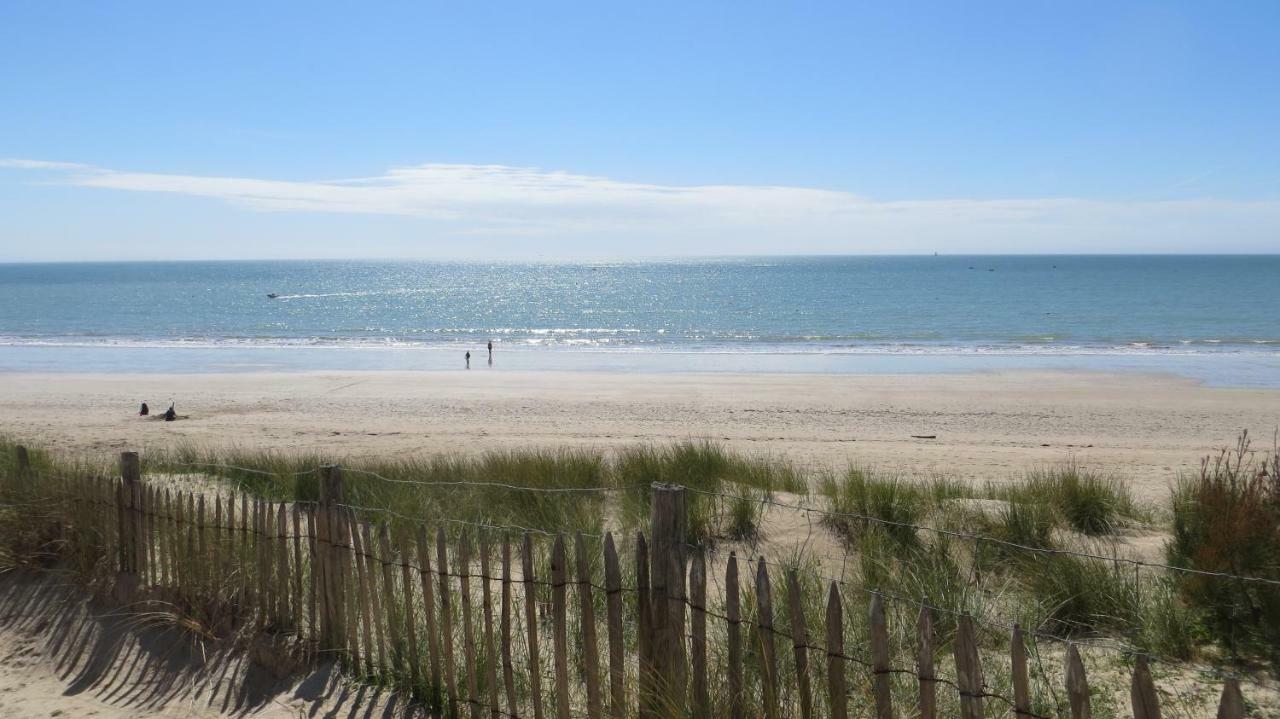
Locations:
1;343;1279;388
2;367;1274;503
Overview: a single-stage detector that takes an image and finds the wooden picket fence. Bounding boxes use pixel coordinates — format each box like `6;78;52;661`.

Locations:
6;447;1253;718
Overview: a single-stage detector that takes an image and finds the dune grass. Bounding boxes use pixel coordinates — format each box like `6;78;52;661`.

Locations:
996;463;1145;536
4;430;1280;689
811;456;1260;665
139;438;807;544
817;467;960;548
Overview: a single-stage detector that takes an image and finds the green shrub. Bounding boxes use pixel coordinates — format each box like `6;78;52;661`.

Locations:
1165;432;1280;659
615;441;802;543
1022;552;1143;637
993;499;1057;551
1139;577;1203;661
1001;463;1140;536
820;467;926;547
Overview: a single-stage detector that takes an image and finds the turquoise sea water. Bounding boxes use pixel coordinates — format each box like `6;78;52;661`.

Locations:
1;256;1277;385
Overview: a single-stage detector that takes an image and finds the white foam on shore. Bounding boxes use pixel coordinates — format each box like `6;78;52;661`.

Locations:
0;334;1278;357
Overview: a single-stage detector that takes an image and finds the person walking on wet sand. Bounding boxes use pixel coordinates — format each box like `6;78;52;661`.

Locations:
465;351;471;369
487;340;493;365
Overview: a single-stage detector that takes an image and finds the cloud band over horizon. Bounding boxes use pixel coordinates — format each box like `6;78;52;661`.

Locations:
2;158;1278;258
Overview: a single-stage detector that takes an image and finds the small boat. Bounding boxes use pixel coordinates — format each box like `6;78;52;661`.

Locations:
266;293;279;299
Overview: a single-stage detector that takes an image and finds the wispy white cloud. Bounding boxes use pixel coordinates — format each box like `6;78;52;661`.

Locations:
0;158;95;170
3;157;1278;254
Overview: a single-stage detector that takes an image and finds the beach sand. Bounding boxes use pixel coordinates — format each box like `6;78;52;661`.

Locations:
1;368;1273;502
2;367;1279;716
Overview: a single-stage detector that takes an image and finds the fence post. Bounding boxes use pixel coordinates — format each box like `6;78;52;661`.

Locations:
317;465;347;653
1065;644;1092;719
119;451;142;583
648;483;688;713
15;445;30;484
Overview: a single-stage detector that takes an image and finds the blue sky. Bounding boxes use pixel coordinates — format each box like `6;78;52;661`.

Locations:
1;1;1278;260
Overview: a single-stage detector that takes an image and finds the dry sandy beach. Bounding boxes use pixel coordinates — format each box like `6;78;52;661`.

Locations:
1;368;1274;502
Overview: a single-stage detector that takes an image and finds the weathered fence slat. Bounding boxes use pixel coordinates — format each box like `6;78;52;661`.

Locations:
522;532;545;719
603;532;625;719
397;530;423;693
113;480;126;574
211;495;223;600
648;485;687;708
133;470;145;581
954;613;984;719
826;583;847;719
917;605;936;719
175;491;189;596
363;516;386;670
499;536;517;716
574;533;603;719
726;552;743;719
143;486;156;586
636;533;653;719
379;524;405;678
869;593;892;719
185;492;197;605
690;550;710;719
1011;624;1031;717
459;532;481;719
350;519;374;674
305;507;318;642
185;489;198;597
756;557;779;719
172;490;185;592
1217;677;1244;719
312;499;328;646
479;537;499;718
416;527;443;705
291;504;303;636
239;493;250;610
437;527;459;715
551;534;571;719
317;466;346;654
253;498;266;618
1130;654;1161;719
340;509;360;665
222;493;233;600
787;569;814;719
196;496;208;601
276;503;289;626
153;488;166;587
14;445;30;482
1066;644;1092;719
119;452;140;580
163;488;175;589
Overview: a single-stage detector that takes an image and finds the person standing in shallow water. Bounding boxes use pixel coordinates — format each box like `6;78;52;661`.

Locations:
487;340;493;365
465;351;471;369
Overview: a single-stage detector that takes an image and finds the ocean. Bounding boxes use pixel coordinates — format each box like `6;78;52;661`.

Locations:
1;256;1278;385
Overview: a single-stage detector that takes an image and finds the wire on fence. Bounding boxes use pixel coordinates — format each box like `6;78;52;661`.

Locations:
172;462;319;478
339;466;633;494
685;486;1280;587
690;539;1251;682
331;501;610;540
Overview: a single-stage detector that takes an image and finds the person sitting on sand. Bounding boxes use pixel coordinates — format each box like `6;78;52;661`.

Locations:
139;401;149;416
163;402;176;422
